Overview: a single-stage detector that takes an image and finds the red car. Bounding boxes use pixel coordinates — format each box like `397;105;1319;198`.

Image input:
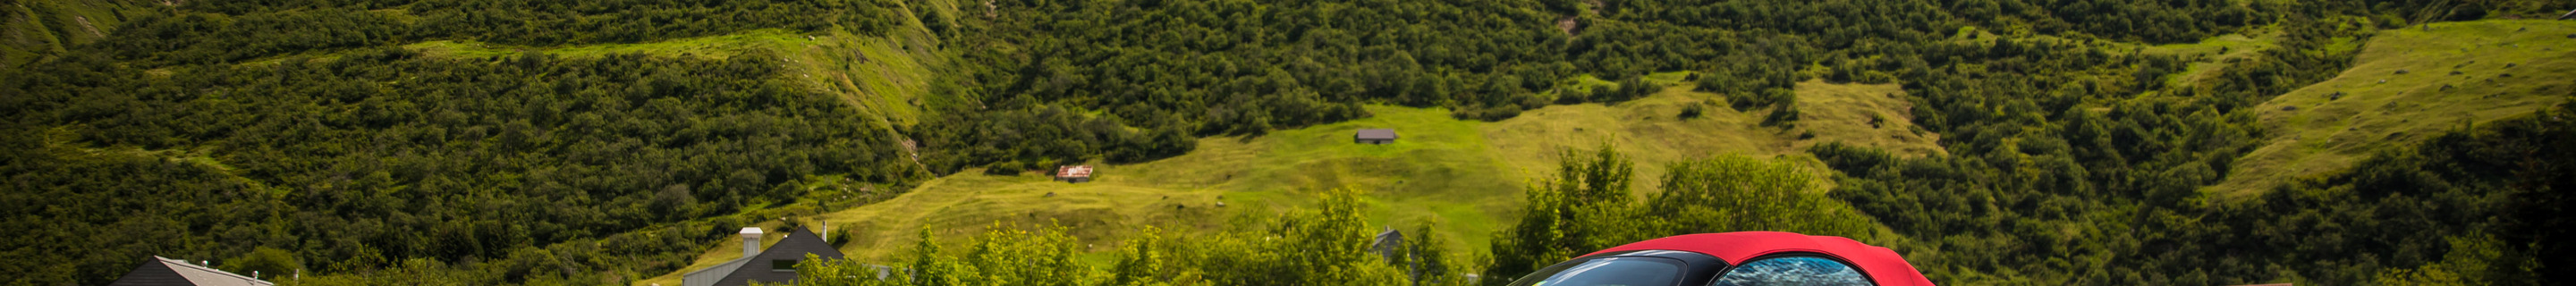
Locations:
1505;231;1934;286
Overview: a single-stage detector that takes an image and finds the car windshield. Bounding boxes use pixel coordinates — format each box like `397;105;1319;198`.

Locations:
1708;257;1872;286
1506;257;1687;286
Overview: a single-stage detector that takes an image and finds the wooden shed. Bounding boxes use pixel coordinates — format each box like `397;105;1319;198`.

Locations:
1355;129;1398;144
1055;165;1094;183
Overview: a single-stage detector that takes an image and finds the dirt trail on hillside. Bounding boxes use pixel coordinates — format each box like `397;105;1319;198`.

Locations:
75;16;100;38
1556;0;1602;36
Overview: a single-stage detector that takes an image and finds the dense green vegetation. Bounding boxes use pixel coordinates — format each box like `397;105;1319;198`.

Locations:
2;0;929;284
0;0;150;68
1802;13;2571;286
1483;146;1877;282
101;0;902;66
776;188;1471;286
903;0;2571;176
775;145;1863;286
2236;99;2572;285
1;47;924;284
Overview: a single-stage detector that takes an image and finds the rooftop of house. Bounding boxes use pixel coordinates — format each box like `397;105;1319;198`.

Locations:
1356;129;1397;139
1056;165;1094;178
145;257;275;286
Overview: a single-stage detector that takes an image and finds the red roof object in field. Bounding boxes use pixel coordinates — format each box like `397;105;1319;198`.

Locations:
1055;165;1092;178
1583;231;1934;286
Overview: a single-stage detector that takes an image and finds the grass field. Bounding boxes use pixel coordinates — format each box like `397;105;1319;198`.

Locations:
635;76;1944;284
402;25;948;127
633;19;2576;286
2206;20;2576;198
2140;30;2284;87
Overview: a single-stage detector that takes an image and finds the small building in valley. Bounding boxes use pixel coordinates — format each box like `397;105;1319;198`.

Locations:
107;257;274;286
1369;227;1405;261
1055;165;1094;183
1355;129;1398;145
683;227;846;286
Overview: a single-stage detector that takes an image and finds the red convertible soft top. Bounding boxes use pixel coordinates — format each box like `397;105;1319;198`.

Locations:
1582;231;1935;286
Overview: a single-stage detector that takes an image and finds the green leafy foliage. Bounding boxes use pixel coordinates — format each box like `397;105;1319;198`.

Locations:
5;0;2569;284
1485;145;1874;283
782;188;1469;286
915;105;1208;175
101;8;411;66
1810;13;2573;284
221;247;302;281
98;0;902;67
0;47;924;285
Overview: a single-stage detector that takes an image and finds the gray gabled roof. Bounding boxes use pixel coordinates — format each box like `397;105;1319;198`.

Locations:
1356;129;1398;139
685;227;847;286
110;257;275;286
684;257;755;282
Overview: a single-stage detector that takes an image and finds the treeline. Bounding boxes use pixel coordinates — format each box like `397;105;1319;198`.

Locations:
2;1;917;284
406;0;903;46
100;0;902;66
911;105;1203;175
0;47;924;285
778;188;1475;286
902;0;2314;173
102;8;412;66
2184;97;2576;285
1482;145;1879;282
775;145;1860;286
1803;7;2573;284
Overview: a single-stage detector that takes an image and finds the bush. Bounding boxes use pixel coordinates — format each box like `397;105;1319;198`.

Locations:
984;161;1026;175
1486;145;1875;282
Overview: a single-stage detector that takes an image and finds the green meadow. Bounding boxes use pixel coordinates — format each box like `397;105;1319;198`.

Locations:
2208;20;2576;198
635;72;1947;283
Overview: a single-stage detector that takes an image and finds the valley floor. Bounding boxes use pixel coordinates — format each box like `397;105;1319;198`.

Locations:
637;79;1940;285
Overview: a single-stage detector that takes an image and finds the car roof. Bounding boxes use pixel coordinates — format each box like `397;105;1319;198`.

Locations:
1580;231;1935;286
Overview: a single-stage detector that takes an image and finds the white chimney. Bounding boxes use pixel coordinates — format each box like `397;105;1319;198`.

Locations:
821;220;830;243
741;227;766;257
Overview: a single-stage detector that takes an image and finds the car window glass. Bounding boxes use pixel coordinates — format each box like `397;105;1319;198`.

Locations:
1708;257;1871;286
1506;257;1686;286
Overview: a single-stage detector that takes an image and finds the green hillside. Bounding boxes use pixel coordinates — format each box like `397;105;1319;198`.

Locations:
2210;20;2576;198
7;0;2576;285
0;0;147;68
0;0;959;284
642;78;1942;282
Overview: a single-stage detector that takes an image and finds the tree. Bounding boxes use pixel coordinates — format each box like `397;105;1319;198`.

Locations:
223;247;302;281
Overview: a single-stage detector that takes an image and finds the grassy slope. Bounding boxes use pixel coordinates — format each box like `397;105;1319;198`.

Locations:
2140;31;2282;87
1490;79;1941;192
377;4;959;285
1;0;147;69
805;105;1521;263
633;77;1940;285
402;25;946;127
2207;20;2576;198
